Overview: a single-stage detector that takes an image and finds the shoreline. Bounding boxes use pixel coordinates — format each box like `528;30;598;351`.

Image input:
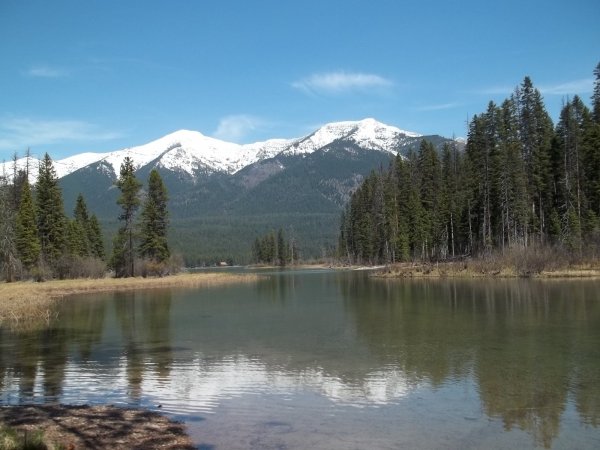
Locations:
372;261;600;279
0;271;260;329
0;404;195;450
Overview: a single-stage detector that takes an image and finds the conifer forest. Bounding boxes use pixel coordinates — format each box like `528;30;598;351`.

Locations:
0;154;172;281
339;64;600;265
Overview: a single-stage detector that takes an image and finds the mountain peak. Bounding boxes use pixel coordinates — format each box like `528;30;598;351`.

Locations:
284;118;421;156
1;119;427;181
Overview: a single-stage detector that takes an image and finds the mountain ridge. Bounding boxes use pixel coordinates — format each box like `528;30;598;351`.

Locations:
3;118;435;183
2;118;461;263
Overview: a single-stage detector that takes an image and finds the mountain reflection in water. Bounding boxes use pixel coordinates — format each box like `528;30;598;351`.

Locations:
1;271;598;449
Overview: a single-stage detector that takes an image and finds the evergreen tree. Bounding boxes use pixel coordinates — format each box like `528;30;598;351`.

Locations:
338;207;351;262
393;155;411;261
497;97;529;247
418;139;443;258
351;172;377;263
36;153;67;267
15;181;40;269
252;237;262;263
10;153;28;213
592;62;600;125
553;97;591;245
382;165;400;262
110;230;128;277
73;193;92;256
277;228;287;266
88;214;105;259
465;112;492;253
139;169;170;263
112;157;142;277
441;142;463;257
67;219;88;257
267;232;276;264
339;63;600;263
584;63;600;221
0;172;18;280
517;77;554;244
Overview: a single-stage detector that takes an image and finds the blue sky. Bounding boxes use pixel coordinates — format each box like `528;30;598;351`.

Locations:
1;0;598;160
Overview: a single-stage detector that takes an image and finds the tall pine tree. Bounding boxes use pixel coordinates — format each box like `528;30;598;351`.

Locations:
139;169;170;263
88;214;105;259
517;77;554;244
592;62;600;125
583;62;600;223
16;181;40;270
72;193;92;256
112;157;141;277
0;172;18;280
36;153;67;268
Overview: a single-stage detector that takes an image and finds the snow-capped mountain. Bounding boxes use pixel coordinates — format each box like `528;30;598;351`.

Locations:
283;118;420;156
1;118;459;263
2;118;423;183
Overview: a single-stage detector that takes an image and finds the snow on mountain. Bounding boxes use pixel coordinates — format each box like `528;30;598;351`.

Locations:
109;130;242;175
78;118;418;177
241;138;296;162
1;119;423;181
1;152;107;184
54;152;109;178
284;118;421;156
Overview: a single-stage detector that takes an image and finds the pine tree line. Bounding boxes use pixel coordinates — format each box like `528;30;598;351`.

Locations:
252;228;297;266
0;153;105;280
110;157;173;277
340;64;600;264
0;153;174;280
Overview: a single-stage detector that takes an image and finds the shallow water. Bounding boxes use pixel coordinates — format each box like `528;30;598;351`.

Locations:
1;270;599;449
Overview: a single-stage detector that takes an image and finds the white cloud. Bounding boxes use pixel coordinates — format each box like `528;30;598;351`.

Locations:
213;115;265;143
474;78;594;97
25;65;69;78
292;71;393;94
0;117;122;151
539;78;593;95
417;102;461;111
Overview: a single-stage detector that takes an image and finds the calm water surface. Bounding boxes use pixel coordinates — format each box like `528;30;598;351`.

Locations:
1;269;599;449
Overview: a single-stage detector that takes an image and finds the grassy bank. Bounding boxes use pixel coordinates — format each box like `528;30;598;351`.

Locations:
375;258;600;279
376;262;600;279
0;272;259;329
373;245;600;279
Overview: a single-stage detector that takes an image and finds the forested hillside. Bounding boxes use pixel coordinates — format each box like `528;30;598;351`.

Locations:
339;64;600;264
57;135;455;265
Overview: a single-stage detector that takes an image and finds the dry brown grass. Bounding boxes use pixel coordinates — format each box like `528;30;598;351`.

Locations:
0;272;259;329
375;249;600;280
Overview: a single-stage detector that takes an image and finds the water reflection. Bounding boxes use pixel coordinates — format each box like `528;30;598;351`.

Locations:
342;277;600;448
0;273;598;448
114;290;174;399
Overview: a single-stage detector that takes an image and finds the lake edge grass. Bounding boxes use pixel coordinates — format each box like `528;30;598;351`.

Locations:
373;261;600;279
0;272;260;329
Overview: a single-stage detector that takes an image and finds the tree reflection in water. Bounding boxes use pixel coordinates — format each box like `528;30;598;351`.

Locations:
342;277;600;448
0;275;598;449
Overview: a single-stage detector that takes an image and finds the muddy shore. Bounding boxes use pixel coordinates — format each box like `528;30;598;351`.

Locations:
0;404;195;450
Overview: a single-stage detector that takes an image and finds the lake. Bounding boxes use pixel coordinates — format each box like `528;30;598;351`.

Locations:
1;269;599;449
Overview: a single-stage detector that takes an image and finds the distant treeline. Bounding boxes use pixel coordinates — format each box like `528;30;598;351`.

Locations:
0;153;176;281
339;64;600;264
252;228;298;266
0;153;106;281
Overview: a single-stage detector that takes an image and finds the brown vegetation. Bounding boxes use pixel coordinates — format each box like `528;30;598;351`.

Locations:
0;404;195;450
375;246;600;279
0;272;259;329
